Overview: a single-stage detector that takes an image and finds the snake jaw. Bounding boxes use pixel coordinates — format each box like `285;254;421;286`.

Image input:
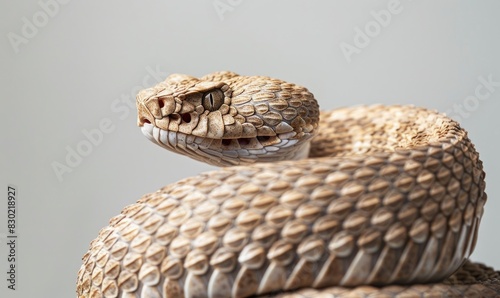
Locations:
140;123;311;166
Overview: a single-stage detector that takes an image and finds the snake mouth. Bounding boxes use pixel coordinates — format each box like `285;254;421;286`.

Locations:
140;123;305;166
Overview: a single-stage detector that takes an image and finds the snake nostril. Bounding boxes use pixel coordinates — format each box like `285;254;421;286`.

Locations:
158;100;165;109
181;113;192;123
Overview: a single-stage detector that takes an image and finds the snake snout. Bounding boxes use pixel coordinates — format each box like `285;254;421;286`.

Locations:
137;92;181;129
137;102;154;127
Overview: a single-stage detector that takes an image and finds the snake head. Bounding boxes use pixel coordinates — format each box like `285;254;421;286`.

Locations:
136;71;320;166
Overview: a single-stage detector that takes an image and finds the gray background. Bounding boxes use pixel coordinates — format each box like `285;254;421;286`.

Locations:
1;0;500;297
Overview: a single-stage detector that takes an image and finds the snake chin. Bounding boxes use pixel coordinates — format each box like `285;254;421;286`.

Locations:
141;123;312;167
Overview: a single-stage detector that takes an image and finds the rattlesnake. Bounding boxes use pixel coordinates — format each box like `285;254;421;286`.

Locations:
76;71;500;297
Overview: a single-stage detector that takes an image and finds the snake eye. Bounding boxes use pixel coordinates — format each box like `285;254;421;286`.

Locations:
202;89;224;112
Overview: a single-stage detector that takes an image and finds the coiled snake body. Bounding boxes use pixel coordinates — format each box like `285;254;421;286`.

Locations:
77;72;500;297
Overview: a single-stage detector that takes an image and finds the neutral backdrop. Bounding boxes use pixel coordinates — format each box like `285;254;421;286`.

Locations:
1;1;500;297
